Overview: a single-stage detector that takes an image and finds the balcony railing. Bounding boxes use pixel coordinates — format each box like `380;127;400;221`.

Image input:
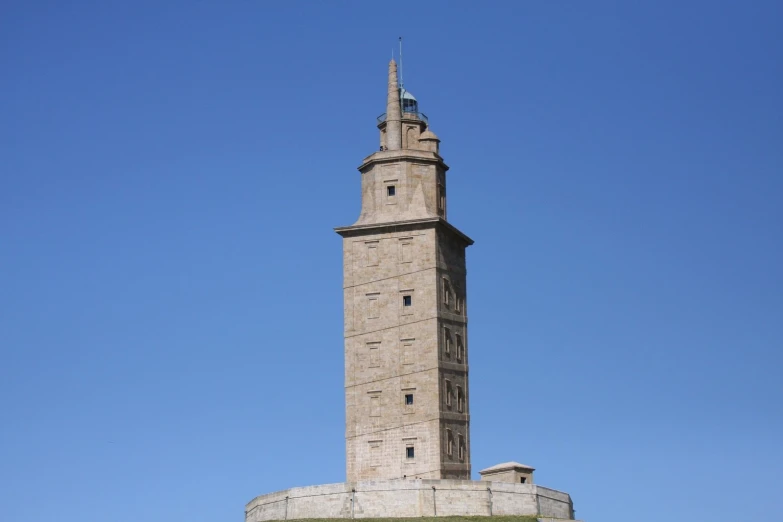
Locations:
377;111;429;124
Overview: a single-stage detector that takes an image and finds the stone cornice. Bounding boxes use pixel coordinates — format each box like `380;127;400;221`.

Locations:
441;412;470;422
358;149;449;172
440;361;468;373
335;217;474;247
441;462;471;471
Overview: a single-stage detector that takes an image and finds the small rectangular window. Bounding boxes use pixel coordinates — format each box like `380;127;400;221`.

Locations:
457;385;464;413
384;180;398;205
443;278;450;307
445;380;452;407
456;334;463;361
370;395;381;417
458;434;465;461
520;477;526;484
402;389;415;415
400;291;414;316
406;446;415;459
446;429;454;457
444;327;451;356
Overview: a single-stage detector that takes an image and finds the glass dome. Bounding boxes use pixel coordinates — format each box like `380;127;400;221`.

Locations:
401;88;418;114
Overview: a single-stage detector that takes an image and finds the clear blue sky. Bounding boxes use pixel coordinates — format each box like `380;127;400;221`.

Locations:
1;2;781;521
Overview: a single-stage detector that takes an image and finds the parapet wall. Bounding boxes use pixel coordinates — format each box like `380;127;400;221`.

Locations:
245;479;575;521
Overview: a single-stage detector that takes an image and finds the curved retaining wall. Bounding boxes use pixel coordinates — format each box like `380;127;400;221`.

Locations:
245;479;575;521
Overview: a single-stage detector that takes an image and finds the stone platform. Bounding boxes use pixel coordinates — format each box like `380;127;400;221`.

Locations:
245;479;577;521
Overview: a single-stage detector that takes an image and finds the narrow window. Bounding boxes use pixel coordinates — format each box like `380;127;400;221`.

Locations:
457;385;464;413
442;278;450;307
445;380;452;407
438;184;445;216
446;429;454;456
456;295;463;314
456;334;463;362
385;180;398;205
520;477;526;484
458;434;465;461
370;395;381;417
444;327;451;356
406;446;415;459
405;394;413;405
401;291;414;316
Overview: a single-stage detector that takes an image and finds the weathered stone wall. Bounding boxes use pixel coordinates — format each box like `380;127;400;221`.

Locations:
245;479;576;521
340;220;471;482
355;159;446;226
343;224;444;481
483;469;517;483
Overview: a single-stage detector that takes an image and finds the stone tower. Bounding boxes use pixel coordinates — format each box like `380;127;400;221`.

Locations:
335;59;473;482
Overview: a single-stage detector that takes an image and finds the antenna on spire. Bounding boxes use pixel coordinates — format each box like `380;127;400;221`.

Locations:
399;36;404;89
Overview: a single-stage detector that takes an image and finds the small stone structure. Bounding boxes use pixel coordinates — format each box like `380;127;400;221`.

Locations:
480;461;536;485
245;479;577;521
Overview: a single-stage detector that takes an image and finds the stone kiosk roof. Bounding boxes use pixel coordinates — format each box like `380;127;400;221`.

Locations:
480;461;536;474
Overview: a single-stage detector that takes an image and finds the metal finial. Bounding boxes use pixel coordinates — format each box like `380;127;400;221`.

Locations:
399;37;404;89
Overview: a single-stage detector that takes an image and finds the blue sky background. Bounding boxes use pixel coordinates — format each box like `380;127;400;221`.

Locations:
1;2;781;521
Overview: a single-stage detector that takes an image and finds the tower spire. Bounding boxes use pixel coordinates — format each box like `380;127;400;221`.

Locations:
386;59;402;151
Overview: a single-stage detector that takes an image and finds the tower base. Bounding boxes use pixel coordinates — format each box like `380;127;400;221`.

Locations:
245;479;578;521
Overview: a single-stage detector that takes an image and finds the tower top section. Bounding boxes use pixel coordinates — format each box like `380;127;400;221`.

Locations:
377;59;429;131
338;58;460;230
373;59;440;158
